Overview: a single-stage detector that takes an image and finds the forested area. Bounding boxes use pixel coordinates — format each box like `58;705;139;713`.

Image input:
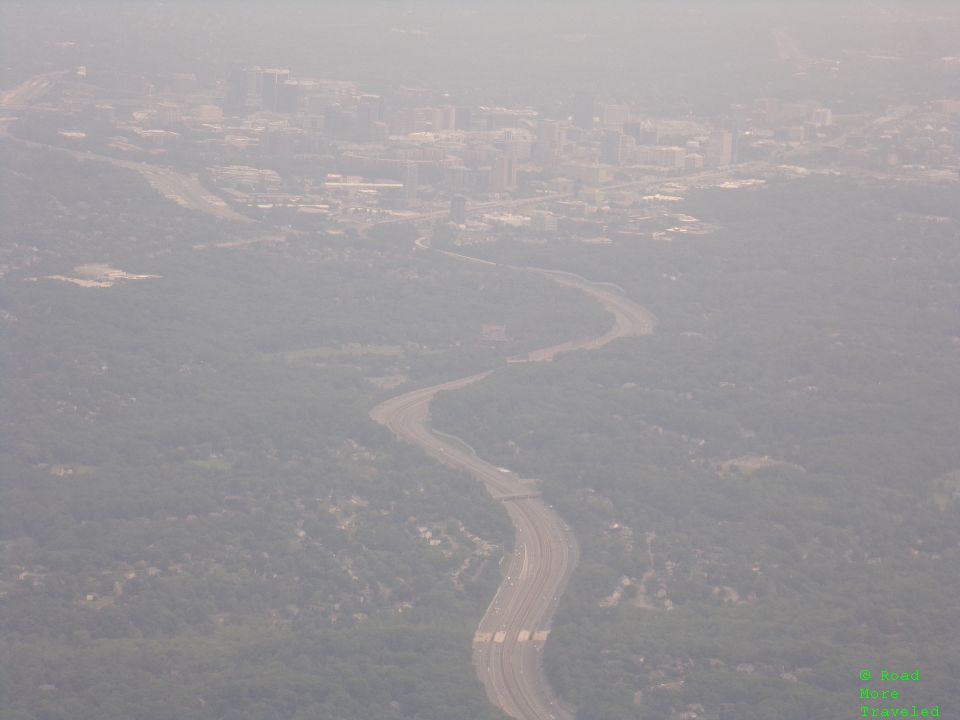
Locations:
0;140;612;720
431;176;960;719
5;130;960;720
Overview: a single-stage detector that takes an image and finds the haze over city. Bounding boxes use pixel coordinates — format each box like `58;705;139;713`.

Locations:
1;3;959;720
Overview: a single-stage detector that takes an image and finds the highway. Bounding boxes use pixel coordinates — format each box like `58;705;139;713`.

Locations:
109;158;254;224
59;149;254;225
0;116;253;225
4;75;653;716
370;249;657;720
0;73;61;107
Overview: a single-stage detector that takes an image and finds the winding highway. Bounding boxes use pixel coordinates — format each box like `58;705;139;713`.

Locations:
4;74;656;715
370;247;657;720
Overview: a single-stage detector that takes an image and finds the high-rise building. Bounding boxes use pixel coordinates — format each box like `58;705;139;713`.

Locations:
623;121;643;142
474;166;493;193
600;103;628;128
391;107;430;136
277;81;303;114
624;121;660;145
450;195;467;224
572;91;596;130
357;95;383;131
601;129;624;165
724;107;747;165
224;64;250;114
534;120;562;163
263;128;302;158
503;130;531;161
439;156;466;191
810;107;833;127
261;68;291;112
455;107;473;131
659;146;687;168
246;66;263;108
370;121;389;143
414;108;432;133
432;106;457;133
635;145;686;168
753;98;781;125
153;103;182;127
402;162;419;206
491;154;519;193
706;131;734;166
530;210;558;234
323;105;346;139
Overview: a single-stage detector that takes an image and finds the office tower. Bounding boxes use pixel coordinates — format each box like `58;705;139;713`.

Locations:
503;130;531;161
572;91;596;130
535;120;562;162
450;195;467;224
776;126;806;143
432;105;456;133
261;68;291;112
153;103;182;127
355;96;383;141
623;121;644;143
726;106;748;164
391;107;430;136
370;121;389;143
530;210;558;234
811;107;833;127
357;95;383;128
599;103;628;128
637;146;686;168
264;128;299;158
414;108;432;133
624;122;659;145
224;64;250;114
658;146;687;168
442;105;457;132
444;162;467;191
455;107;473;131
402;162;419;206
246;66;263;107
601;129;624;165
491;154;518;193
324;105;351;140
224;65;268;114
431;107;446;133
706;131;734;166
277;81;303;114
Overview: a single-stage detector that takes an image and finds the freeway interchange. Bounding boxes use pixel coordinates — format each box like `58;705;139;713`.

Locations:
370;248;657;720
